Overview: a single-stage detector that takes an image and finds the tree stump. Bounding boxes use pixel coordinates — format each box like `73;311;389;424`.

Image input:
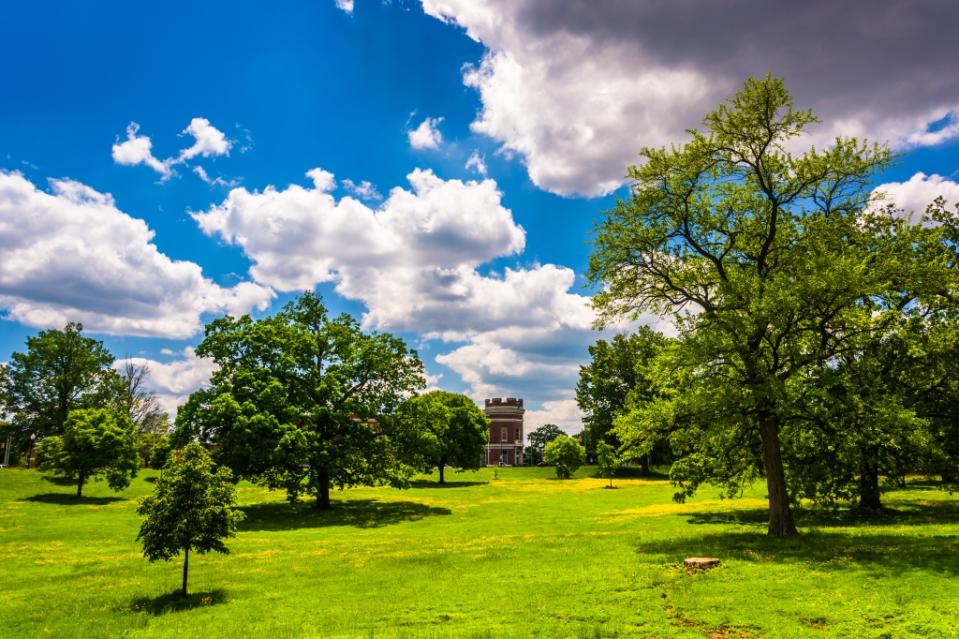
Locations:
683;557;721;572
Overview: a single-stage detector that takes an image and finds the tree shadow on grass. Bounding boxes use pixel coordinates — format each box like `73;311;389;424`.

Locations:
41;475;77;486
239;499;451;532
684;498;959;529
128;589;227;615
635;528;959;576
410;480;488;489
22;493;123;506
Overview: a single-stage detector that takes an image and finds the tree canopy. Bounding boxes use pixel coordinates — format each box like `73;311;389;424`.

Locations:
37;408;139;498
590;75;940;537
526;424;564;465
4;323;115;450
174;292;425;509
137;442;243;595
543;435;586;479
395;390;488;483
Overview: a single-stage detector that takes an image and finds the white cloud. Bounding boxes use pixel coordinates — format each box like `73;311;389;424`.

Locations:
192;166;665;414
111;123;173;179
465;151;487;176
177;117;232;161
114;347;217;415
193;166;239;188
342;178;382;200
523;398;584;437
408;116;444;149
0;171;273;338
335;0;354;13
421;0;959;197
113;118;233;183
871;172;959;220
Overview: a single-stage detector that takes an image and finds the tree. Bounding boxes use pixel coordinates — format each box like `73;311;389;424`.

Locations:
395;391;488;483
175;292;425;509
112;361;168;433
137;442;243;596
526;424;564;465
576;328;670;469
543;435;586;479
36;408;139;498
589;75;905;537
595;441;621;488
4;323;115;449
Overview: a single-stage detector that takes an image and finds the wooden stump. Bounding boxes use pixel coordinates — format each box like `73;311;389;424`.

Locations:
684;557;721;572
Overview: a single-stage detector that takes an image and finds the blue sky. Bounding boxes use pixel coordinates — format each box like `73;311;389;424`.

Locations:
2;0;958;431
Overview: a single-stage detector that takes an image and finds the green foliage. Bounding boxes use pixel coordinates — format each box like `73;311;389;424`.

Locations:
576;328;669;458
174;292;425;508
595;441;621;488
149;437;172;470
395;390;488;483
543;435;586;479
589;75;922;536
526;424;564;465
137;442;243;595
37;408;139;498
4;323;115;445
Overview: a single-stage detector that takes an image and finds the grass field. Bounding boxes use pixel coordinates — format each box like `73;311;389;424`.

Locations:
1;466;958;638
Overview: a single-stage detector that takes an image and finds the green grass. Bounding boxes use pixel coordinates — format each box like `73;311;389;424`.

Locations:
1;466;958;638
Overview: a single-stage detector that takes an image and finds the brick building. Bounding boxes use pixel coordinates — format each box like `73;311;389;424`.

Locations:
484;397;524;466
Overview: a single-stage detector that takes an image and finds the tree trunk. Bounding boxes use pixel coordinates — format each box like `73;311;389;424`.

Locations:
182;547;189;595
858;452;882;511
640;454;650;476
760;416;798;538
315;467;331;510
438;463;445;485
76;473;85;498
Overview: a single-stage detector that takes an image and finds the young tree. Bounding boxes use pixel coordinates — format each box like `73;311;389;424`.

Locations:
395;391;488;484
526;424;564;465
595;441;621;488
137;442;243;596
4;323;115;457
589;75;903;537
37;408;139;498
175;292;424;509
543;435;586;479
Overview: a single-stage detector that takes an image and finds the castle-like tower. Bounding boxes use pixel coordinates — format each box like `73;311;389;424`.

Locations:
484;397;524;466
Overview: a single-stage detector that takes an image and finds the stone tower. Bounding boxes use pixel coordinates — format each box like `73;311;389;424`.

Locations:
484;397;524;466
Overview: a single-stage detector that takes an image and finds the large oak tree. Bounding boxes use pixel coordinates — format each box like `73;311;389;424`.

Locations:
590;75;908;537
175;293;424;509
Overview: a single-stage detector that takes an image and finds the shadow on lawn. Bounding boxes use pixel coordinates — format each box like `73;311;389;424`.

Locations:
22;492;123;506
684;497;959;529
128;589;227;615
239;499;451;531
635;528;959;576
410;480;488;489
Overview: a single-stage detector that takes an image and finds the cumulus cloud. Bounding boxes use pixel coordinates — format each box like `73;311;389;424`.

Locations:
421;0;959;197
523;398;584;437
342;178;382;201
0;171;273;338
193;166;239;188
114;347;218;416
192;167;645;412
112;123;173;179
113;118;233;183
335;0;354;13
177;117;232;161
465;151;487;176
408;116;444;149
871;172;959;220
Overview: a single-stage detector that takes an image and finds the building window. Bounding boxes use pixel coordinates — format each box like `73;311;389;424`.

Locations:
501;427;508;442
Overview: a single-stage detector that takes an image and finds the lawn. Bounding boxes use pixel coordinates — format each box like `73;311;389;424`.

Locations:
1;466;957;638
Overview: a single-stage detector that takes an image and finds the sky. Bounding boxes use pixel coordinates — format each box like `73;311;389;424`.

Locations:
1;0;958;434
